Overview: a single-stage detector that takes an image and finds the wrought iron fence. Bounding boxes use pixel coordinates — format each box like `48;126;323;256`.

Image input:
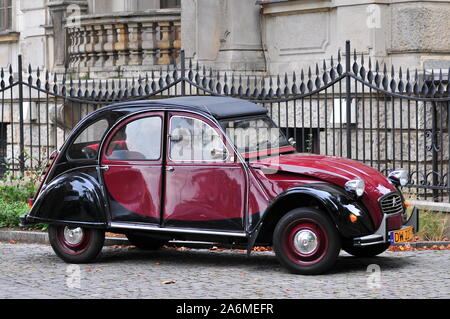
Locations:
0;41;449;201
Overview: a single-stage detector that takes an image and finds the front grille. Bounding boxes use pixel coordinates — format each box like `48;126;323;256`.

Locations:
379;192;404;215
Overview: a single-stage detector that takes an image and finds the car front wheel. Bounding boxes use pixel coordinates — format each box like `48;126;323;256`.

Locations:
273;208;341;275
48;225;105;263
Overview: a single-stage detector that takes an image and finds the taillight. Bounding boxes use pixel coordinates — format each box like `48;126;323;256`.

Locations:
41;151;58;178
32;150;59;204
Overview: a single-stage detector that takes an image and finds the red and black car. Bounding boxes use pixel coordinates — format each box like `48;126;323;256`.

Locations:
21;96;418;275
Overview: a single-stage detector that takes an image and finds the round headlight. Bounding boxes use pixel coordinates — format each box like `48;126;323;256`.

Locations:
345;178;365;197
388;168;409;186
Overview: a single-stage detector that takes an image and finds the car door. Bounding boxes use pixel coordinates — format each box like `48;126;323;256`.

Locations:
100;112;164;224
164;112;247;231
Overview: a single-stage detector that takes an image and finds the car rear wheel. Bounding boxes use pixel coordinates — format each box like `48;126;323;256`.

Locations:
126;234;167;250
48;225;105;263
273;208;341;275
343;242;391;257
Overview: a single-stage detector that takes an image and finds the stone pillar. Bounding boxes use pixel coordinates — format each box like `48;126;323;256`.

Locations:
142;21;157;65
114;23;130;65
128;22;143;65
47;0;88;70
215;0;265;71
181;0;265;71
93;24;106;67
103;24;116;67
157;21;172;65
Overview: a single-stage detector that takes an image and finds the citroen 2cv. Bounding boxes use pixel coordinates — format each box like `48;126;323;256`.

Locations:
20;96;418;275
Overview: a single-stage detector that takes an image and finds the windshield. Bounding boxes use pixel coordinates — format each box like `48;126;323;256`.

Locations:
221;116;293;156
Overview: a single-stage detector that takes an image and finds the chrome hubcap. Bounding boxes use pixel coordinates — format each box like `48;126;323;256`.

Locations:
63;227;84;245
293;229;318;254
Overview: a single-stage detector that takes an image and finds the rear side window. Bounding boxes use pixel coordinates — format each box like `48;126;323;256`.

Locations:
67;119;109;160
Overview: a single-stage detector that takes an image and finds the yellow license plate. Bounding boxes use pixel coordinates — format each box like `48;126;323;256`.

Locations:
389;226;414;244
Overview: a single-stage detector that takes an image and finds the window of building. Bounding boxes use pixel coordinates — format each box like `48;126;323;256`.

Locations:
0;0;12;31
160;0;181;9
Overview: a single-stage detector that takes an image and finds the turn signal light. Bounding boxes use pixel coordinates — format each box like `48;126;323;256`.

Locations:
349;213;358;223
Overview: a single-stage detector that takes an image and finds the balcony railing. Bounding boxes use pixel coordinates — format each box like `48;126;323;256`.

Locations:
64;9;181;70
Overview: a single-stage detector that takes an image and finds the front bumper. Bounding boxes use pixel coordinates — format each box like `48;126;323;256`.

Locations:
353;207;419;247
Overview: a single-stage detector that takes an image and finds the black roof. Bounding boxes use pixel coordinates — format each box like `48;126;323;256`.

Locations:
109;96;268;120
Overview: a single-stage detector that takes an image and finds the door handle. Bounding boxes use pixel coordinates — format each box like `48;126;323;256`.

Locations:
165;166;174;172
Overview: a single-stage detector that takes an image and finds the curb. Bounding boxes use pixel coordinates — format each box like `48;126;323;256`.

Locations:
0;230;233;249
0;230;128;246
0;230;448;250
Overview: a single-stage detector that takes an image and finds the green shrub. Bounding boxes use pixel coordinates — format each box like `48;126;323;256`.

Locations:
0;199;29;228
417;210;448;241
0;183;37;203
0;171;46;230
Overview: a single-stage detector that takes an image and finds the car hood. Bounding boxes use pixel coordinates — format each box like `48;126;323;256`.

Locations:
253;152;396;200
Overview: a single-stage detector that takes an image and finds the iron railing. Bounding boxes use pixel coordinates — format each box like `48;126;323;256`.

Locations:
0;41;448;201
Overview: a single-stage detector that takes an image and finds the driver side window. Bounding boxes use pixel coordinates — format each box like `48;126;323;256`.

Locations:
169;116;228;162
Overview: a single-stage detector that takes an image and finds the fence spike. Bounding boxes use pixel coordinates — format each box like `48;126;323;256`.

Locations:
336;51;343;75
438;69;445;97
315;64;321;89
352;56;359;75
323;67;329;84
405;68;412;95
201;66;208;88
413;69;420;95
397;67;404;93
0;68;4;89
238;75;243;97
284;73;290;97
252;75;259;98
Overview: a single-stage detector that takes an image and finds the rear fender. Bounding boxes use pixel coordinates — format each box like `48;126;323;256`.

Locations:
26;170;107;228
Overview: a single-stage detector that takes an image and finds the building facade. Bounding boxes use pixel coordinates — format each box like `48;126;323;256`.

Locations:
0;0;448;200
0;0;448;75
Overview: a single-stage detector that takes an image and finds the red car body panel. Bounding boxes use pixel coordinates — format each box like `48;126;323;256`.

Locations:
101;164;162;222
163;165;246;229
249;153;397;228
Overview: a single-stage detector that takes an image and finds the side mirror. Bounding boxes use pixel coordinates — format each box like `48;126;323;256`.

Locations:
288;137;297;147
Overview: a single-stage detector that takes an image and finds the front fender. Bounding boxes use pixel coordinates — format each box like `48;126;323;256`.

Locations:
249;184;377;249
24;170;107;228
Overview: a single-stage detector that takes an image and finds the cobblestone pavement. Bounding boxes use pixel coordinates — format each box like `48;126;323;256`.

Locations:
0;243;449;299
